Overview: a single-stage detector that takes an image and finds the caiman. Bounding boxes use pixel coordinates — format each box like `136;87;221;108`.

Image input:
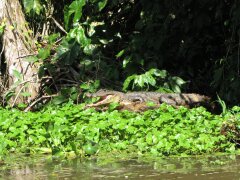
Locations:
85;89;212;112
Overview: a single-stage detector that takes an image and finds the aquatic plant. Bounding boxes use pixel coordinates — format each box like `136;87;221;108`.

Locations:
0;103;238;159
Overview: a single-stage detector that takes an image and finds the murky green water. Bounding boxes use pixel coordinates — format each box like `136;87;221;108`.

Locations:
0;154;240;179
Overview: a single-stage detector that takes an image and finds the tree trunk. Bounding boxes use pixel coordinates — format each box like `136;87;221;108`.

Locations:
0;0;39;105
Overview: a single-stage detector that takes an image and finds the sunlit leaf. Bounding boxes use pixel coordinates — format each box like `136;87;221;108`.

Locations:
69;26;91;47
172;76;186;85
134;75;145;87
76;27;91;46
99;39;109;45
64;0;86;30
38;48;50;60
17;103;27;108
123;56;131;68
21;92;31;97
116;49;125;58
47;33;60;44
12;70;23;80
123;75;136;91
152;69;167;78
83;44;96;55
23;56;38;63
146;132;153;145
55;38;81;65
98;0;108;11
69;0;86;23
23;0;42;14
145;72;156;86
171;85;181;93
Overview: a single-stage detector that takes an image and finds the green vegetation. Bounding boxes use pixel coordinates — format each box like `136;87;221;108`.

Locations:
0;103;239;159
1;0;240;162
1;0;239;105
24;0;240;105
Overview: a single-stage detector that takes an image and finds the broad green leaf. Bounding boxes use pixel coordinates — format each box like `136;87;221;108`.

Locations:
80;83;90;90
64;0;86;30
116;49;125;58
70;0;86;23
98;0;108;11
152;69;167;78
55;38;81;65
123;75;136;91
171;85;181;93
146;132;153;145
21;92;31;97
83;44;96;55
147;76;156;86
123;56;131;68
23;0;42;15
99;39;109;45
17;103;27;108
38;48;50;60
47;33;60;44
12;70;23;80
108;102;120;111
93;80;100;89
145;72;156;86
146;101;156;106
23;56;38;63
4;91;15;101
172;76;186;85
64;0;85;29
134;75;145;87
0;22;5;36
76;27;90;46
69;26;91;47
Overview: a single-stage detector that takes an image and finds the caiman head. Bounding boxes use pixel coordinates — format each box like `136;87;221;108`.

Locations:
85;89;122;108
85;89;120;100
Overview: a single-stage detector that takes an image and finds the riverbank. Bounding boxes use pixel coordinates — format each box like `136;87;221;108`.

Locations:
0;103;239;159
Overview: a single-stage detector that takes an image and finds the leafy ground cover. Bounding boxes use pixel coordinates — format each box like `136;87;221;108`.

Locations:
0;103;239;160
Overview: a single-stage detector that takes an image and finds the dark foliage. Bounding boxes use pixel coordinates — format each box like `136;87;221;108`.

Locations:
20;0;240;105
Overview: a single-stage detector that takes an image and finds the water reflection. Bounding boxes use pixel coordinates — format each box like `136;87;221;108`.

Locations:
0;154;240;179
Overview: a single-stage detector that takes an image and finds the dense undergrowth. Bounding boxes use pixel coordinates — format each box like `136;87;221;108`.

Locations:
0;103;239;160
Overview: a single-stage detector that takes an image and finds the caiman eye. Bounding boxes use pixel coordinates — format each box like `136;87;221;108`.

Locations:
100;95;109;100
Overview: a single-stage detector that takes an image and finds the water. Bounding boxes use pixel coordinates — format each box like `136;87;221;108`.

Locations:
0;154;240;179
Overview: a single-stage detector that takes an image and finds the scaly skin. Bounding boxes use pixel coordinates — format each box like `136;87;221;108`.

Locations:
85;89;212;111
